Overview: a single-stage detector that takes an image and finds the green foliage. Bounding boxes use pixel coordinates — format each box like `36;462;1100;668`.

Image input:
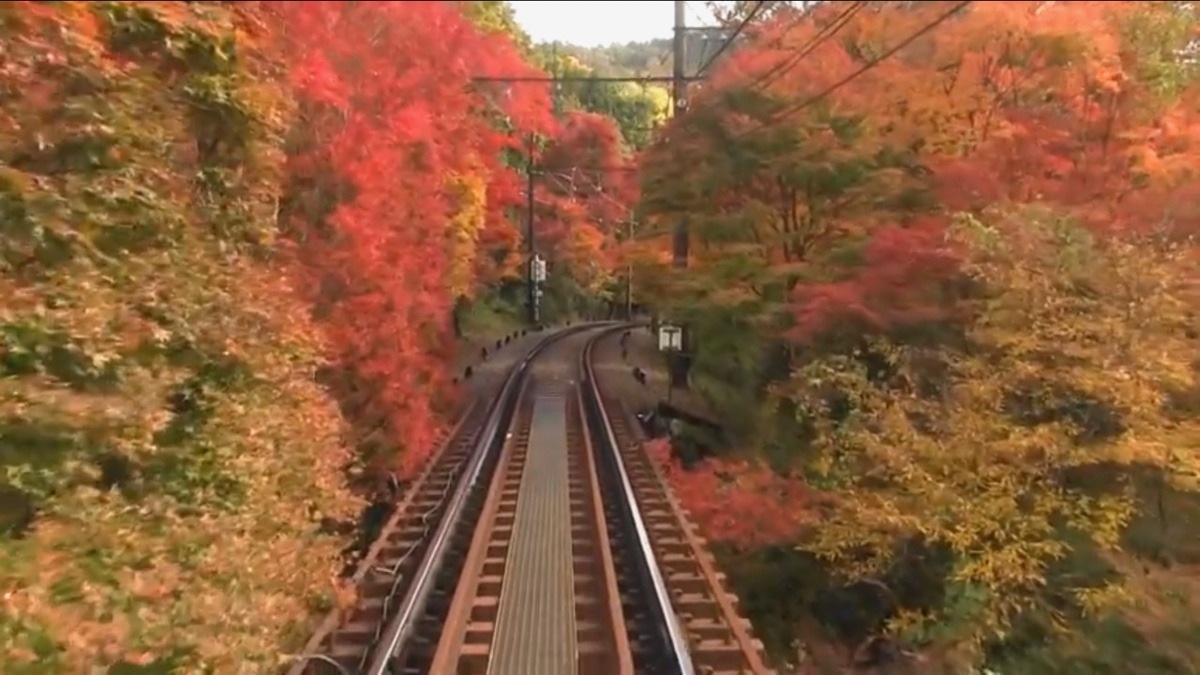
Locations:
1119;2;1200;103
638;88;934;459
454;289;524;340
459;0;668;148
559;39;673;77
633;4;1200;670
0;3;358;670
459;0;533;56
687;307;770;444
789;208;1198;644
714;546;830;660
993;615;1200;675
536;45;668;149
541;269;604;322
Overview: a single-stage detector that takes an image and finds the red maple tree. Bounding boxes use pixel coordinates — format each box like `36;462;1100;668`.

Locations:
267;1;556;476
636;0;1200;547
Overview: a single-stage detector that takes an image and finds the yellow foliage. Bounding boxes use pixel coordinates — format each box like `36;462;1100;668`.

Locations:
446;169;489;300
564;222;614;293
1;3;359;670
789;205;1200;652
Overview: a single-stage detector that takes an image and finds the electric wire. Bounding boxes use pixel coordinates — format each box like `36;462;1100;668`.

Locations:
694;0;771;76
731;0;973;140
740;1;866;93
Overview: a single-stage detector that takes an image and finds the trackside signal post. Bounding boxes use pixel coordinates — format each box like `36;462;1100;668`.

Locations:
471;2;736;332
625;217;635;320
669;0;693;390
658;323;683;404
525;132;541;325
529;253;546;323
665;0;743;388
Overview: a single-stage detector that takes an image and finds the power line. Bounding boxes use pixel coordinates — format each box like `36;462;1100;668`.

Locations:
734;0;972;139
661;2;863;134
690;1;858;90
472;75;702;84
771;1;971;121
668;0;694;391
685;0;711;28
742;1;866;93
540;170;633;219
695;1;770;76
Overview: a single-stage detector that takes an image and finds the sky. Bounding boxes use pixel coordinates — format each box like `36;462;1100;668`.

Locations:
509;1;715;47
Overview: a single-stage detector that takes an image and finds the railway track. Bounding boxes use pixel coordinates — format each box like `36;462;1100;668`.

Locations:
585;330;773;675
290;324;772;675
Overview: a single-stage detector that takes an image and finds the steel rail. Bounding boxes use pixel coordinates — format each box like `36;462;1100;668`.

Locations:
580;326;696;675
362;322;615;675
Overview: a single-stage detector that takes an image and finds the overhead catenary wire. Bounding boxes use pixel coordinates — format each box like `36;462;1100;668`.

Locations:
475;2;949;268
660;1;863;150
740;1;867;93
541;169;635;220
685;0;712;28
694;0;771;76
683;0;721;67
731;0;973;140
636;1;971;209
675;2;866;98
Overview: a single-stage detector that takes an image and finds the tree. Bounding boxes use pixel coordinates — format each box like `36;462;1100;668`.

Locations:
537;47;668;149
637;2;942;447
457;0;533;56
536;111;637;309
270;0;556;476
789;207;1199;662
0;2;359;669
636;0;1200;668
703;0;795;26
0;1;634;669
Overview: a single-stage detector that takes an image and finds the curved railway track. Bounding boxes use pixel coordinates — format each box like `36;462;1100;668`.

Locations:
290;324;772;675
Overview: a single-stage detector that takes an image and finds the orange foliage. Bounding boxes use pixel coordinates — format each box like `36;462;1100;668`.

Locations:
637;0;1200;547
1;2;363;668
675;0;1200;338
537;111;637;283
266;2;637;476
646;439;813;549
266;1;557;476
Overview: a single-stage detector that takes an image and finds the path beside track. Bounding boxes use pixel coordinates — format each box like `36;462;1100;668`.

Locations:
293;324;773;675
430;327;632;675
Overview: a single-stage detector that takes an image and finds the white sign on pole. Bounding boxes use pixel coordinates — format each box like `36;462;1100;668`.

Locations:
530;255;547;283
658;324;682;352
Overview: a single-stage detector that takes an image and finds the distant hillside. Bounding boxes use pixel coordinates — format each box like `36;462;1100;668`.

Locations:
551;39;673;78
548;31;737;80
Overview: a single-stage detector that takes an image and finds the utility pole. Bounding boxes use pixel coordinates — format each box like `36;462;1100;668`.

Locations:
525;132;540;325
472;37;715;331
625;217;634;320
672;0;689;123
549;43;563;115
670;0;693;389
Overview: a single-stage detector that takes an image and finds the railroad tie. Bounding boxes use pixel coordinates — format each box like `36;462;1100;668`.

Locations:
488;390;577;675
